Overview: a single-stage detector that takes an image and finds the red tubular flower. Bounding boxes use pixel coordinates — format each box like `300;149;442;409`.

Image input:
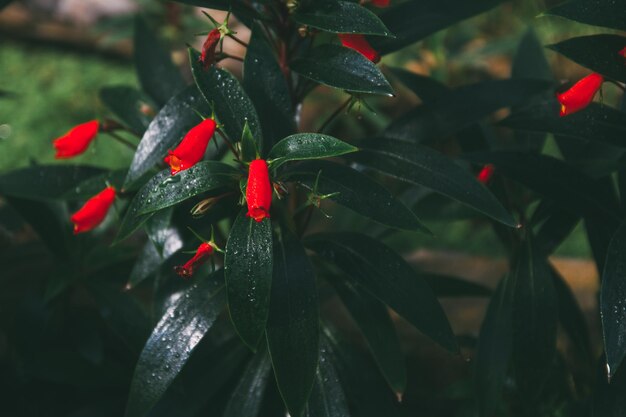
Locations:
338;34;380;63
556;73;604;117
199;28;222;70
174;242;214;278
70;186;116;234
53;120;99;159
246;159;272;222
477;164;495;184
164;118;216;175
371;0;390;7
619;47;626;59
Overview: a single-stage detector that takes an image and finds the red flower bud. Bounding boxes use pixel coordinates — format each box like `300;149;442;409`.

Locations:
556;73;604;117
199;29;221;70
246;159;272;222
70;186;116;234
174;242;214;278
620;47;626;59
371;0;390;7
53;120;99;159
164;118;216;175
338;34;380;63
477;164;495;184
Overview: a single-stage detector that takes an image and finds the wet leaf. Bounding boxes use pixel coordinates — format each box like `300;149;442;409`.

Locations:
545;0;626;32
99;86;154;134
268;133;357;168
223;347;273;417
293;1;392;36
304;341;350;417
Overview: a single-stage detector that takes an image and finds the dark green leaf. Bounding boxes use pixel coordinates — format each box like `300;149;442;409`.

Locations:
304;341;350;417
269;133;358;167
134;16;186;106
331;279;406;394
99;86;154;134
190;49;263;147
307;233;457;352
510;237;558;399
241;121;259;163
266;226;319;417
135;162;239;215
371;0;508;55
225;210;274;350
291;44;393;96
601;223;626;380
592;357;626;416
384;79;552;142
353;140;517;227
123;85;211;189
388;67;449;103
500;100;626;148
0;165;103;201
545;0;626;32
474;275;514;417
223;348;273;417
293;1;392;36
425;274;492;298
535;208;581;256
283;160;429;233
244;24;296;153
62;169;127;200
125;270;226;417
549;35;626;83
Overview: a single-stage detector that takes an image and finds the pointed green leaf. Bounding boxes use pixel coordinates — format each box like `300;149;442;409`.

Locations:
190;49;263;147
225;211;274;350
99;86;154;135
425;274;492;298
123;85;212;189
266;226;319;417
293;1;393;36
352;140;517;227
304;341;350;417
331;278;406;394
307;233;457;352
241;121;259;163
283;160;430;233
135;162;240;215
291;44;393;96
125;270;226;417
545;0;626;32
61;169;127;200
134;16;186;106
223;348;273;417
388;67;449;103
269;133;358;167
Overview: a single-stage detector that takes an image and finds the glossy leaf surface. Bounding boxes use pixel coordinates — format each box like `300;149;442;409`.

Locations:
268;133;357;167
293;1;392;36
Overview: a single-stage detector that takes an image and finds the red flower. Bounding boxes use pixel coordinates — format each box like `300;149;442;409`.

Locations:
338;34;380;63
619;47;626;59
70;186;116;234
371;0;390;7
164;118;216;175
199;29;222;70
477;164;495;184
174;242;214;278
556;73;604;117
246;159;272;222
53;120;99;159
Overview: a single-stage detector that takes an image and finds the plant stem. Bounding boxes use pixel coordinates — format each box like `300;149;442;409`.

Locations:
607;79;626;91
227;33;249;48
218;53;244;62
107;131;137;150
216;128;241;161
318;97;352;133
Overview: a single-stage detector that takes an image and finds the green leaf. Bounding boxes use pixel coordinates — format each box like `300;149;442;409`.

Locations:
307;233;457;352
269;133;358;167
224;210;274;350
123;85;211;189
99;86;154;134
0;165;103;201
548;34;626;83
371;0;508;55
352;140;517;227
266;226;319;417
388;67;449;103
135;162;240;215
500;100;626;149
283;160;429;233
474;274;514;417
240;121;259;163
510;237;558;399
291;44;394;96
601;223;626;380
293;1;393;36
466;151;621;220
223;348;273;417
304;341;350;417
190;49;263;147
62;169;127;200
544;0;626;32
384;79;552;142
125;270;226;417
331;278;406;395
244;24;296;152
134;16;186;106
425;274;492;298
